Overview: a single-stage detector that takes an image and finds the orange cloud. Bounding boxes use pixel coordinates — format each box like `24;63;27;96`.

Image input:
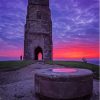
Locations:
53;44;99;59
0;43;99;59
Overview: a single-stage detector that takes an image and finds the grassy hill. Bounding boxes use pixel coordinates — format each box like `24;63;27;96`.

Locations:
46;61;99;79
0;60;99;79
0;60;33;71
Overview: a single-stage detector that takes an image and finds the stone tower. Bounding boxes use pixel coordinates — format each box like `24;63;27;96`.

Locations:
24;0;52;61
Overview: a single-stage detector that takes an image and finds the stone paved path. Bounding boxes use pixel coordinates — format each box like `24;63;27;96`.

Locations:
0;63;99;100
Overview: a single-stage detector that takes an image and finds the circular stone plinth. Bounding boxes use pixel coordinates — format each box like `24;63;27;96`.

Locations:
35;68;93;100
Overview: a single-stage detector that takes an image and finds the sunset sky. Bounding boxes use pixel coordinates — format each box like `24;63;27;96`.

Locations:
0;0;99;60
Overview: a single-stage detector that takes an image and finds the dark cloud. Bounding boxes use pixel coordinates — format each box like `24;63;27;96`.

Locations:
0;0;27;49
50;0;99;47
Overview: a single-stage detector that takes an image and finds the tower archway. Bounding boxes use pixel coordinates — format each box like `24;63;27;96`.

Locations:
34;47;43;60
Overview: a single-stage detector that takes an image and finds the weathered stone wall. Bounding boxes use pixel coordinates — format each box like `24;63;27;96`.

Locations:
24;0;52;61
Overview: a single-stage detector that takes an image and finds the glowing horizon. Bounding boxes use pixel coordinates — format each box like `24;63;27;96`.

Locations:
0;46;99;59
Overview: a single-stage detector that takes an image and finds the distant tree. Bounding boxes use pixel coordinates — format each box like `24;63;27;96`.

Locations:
82;57;87;63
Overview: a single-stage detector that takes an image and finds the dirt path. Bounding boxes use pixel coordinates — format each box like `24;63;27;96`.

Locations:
0;63;99;100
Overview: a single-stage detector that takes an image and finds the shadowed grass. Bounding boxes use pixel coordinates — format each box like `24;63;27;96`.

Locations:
0;60;34;71
0;60;99;79
46;61;99;79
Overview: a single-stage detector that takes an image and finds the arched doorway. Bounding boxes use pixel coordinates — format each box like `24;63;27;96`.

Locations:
34;47;43;60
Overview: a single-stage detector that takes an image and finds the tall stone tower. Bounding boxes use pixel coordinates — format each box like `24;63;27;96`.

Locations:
24;0;52;61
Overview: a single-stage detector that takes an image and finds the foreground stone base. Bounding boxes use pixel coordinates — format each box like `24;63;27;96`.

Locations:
36;94;92;100
35;68;93;100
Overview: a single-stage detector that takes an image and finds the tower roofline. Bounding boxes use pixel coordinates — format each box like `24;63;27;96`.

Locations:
28;0;49;6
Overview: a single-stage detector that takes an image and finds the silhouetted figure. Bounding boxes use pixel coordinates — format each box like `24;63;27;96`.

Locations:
20;55;23;60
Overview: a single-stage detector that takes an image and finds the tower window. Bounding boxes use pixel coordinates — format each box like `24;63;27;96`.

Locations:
37;11;41;19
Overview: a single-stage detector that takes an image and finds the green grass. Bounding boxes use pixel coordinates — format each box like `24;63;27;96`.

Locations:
0;60;99;79
0;60;34;71
46;61;99;79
